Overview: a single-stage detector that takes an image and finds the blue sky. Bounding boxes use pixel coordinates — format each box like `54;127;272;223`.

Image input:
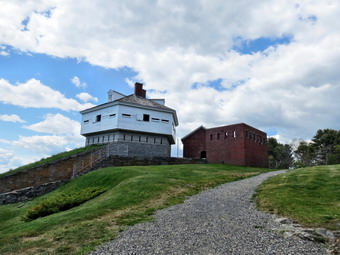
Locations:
1;1;340;173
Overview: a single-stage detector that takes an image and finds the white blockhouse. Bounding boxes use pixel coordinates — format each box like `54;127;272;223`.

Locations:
80;83;178;157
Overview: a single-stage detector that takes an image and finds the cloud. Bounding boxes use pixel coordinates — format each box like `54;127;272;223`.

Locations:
76;92;98;103
0;78;95;111
71;76;87;88
24;113;81;136
0;114;25;123
0;148;14;165
1;0;340;144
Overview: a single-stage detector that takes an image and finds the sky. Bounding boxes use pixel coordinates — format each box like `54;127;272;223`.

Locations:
0;0;340;173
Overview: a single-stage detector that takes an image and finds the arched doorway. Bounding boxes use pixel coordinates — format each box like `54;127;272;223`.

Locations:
200;151;206;159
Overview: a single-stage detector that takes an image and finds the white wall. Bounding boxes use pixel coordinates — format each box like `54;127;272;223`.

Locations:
80;104;176;142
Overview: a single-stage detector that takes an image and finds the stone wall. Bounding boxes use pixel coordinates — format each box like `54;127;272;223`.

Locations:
0;181;65;205
0;152;206;204
0;147;106;193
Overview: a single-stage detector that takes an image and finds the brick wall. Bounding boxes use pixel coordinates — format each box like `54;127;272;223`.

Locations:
182;123;268;168
182;127;206;158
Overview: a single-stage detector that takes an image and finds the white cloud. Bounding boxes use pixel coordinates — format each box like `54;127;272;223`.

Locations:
0;148;14;165
0;114;25;123
0;78;95;111
1;0;340;144
71;76;87;88
76;92;98;103
24;113;81;136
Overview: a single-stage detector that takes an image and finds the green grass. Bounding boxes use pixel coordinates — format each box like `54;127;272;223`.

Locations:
0;145;103;178
0;163;272;255
255;164;340;230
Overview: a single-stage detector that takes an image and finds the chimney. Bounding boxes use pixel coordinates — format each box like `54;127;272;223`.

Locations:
134;82;146;98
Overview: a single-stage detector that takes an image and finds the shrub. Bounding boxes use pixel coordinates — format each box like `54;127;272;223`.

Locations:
22;187;107;221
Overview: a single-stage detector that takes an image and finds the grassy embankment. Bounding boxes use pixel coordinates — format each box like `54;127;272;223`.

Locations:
0;163;272;255
256;164;340;230
0;145;103;178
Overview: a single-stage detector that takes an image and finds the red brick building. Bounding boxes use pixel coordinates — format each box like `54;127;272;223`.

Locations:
181;123;268;168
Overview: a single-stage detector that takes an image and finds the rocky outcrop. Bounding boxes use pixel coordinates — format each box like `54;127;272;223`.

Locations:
273;217;340;254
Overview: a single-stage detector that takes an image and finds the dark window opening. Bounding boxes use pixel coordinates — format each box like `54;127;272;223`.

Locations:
200;151;207;159
245;130;248;138
146;137;149;143
160;138;163;144
154;137;156;143
151;118;160;122
109;114;116;117
210;134;213;140
139;136;141;142
225;132;228;138
84;120;89;123
217;133;220;139
96;115;101;122
123;134;126;140
122;113;131;118
233;130;236;138
143;114;150;121
161;119;169;123
97;137;100;143
131;135;133;141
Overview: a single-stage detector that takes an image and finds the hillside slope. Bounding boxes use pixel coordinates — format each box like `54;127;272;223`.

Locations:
0;163;272;255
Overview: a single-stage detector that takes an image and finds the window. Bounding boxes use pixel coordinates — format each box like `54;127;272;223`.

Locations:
161;119;169;123
160;138;163;144
210;134;213;140
217;133;220;139
109;114;116;118
233;130;236;138
84;120;89;124
122;113;131;118
97;137;100;143
131;135;133;141
96;115;101;122
146;137;149;143
123;134;126;140
102;136;105;142
245;130;248;138
249;132;252;139
154;137;157;143
143;114;150;122
139;136;141;142
225;132;228;138
151;118;160;122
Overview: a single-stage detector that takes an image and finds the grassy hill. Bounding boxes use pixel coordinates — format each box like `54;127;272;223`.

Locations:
0;163;272;255
255;164;340;230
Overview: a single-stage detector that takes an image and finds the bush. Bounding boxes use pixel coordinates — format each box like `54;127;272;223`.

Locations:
23;187;107;221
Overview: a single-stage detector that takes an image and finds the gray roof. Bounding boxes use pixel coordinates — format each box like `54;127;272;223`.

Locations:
80;94;179;125
117;95;175;111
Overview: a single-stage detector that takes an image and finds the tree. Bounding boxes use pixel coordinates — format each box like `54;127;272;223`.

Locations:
267;137;294;169
312;129;340;165
294;140;316;167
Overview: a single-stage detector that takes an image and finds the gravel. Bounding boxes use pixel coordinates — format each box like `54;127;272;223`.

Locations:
90;170;328;255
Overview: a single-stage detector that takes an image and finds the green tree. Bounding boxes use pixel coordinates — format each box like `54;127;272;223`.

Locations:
312;129;340;165
267;137;294;169
294;140;316;167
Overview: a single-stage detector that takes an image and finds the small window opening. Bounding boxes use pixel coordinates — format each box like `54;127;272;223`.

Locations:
217;133;220;139
233;130;236;138
102;136;104;142
210;134;213;140
151;118;160;122
109;114;116;118
146;137;149;143
154;137;156;143
160;138;163;144
123;134;126;140
84;120;89;124
97;137;100;143
246;130;248;138
225;132;228;138
143;114;150;121
96;115;101;122
139;136;141;142
131;135;133;141
122;114;131;118
161;119;169;123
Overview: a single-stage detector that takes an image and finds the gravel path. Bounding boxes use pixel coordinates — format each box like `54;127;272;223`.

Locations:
90;170;328;255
